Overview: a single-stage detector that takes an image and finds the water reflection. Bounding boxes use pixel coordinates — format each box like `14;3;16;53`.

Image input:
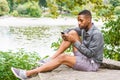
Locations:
0;26;74;57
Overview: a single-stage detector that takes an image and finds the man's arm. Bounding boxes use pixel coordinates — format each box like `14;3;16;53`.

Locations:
73;32;104;58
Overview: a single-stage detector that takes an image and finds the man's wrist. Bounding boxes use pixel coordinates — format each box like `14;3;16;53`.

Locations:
72;39;77;43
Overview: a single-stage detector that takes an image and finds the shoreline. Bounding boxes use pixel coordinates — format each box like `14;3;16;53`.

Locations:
0;16;103;28
0;16;78;27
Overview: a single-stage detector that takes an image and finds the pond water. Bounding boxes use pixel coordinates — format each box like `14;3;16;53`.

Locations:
0;25;74;57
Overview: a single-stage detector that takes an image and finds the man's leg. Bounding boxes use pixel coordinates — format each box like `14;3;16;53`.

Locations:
26;30;81;76
11;30;81;79
51;41;71;59
26;54;76;76
51;30;81;59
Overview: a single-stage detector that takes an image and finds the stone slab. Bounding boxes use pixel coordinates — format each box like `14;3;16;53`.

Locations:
38;65;120;80
27;58;120;80
101;58;120;69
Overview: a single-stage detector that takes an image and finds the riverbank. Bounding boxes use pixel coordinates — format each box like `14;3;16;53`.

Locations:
0;16;77;27
0;16;103;28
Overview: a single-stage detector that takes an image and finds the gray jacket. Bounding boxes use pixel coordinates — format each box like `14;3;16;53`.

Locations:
64;24;104;63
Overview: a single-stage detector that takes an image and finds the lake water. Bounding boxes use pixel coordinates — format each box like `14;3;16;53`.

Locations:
0;17;103;58
0;25;74;57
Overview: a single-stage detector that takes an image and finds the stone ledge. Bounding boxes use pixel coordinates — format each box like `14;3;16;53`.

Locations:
27;58;120;80
38;65;120;80
101;58;120;69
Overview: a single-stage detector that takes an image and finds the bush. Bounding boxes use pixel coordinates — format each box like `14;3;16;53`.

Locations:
102;16;120;61
114;6;120;15
0;0;10;16
11;10;19;17
16;1;42;17
71;6;82;15
16;4;28;15
47;0;59;18
0;49;40;80
51;38;72;52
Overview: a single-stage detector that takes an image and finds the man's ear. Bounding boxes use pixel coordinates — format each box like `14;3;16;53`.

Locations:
87;17;91;23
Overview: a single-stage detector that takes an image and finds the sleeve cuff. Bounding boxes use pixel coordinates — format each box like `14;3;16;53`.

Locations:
73;41;81;49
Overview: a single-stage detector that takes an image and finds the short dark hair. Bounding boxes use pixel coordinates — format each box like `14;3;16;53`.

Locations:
78;10;92;18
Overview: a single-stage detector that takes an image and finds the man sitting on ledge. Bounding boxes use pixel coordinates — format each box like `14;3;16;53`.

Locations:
11;10;104;79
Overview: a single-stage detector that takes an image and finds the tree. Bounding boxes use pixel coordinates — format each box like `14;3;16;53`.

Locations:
7;0;39;12
0;0;10;16
45;0;115;19
109;0;120;7
39;0;47;7
7;0;14;12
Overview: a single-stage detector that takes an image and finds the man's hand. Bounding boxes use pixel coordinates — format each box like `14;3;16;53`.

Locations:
61;33;77;43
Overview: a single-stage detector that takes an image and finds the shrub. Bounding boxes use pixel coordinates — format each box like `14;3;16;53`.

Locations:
47;0;59;18
16;4;28;15
51;38;72;52
11;10;19;17
71;6;82;15
16;1;42;17
114;6;120;15
0;0;10;16
102;16;120;61
0;49;40;80
29;3;42;17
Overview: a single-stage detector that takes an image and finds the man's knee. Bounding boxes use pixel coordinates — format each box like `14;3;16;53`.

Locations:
57;54;67;62
68;30;78;35
68;30;81;42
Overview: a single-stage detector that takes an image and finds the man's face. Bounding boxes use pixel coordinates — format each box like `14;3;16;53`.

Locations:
77;15;90;29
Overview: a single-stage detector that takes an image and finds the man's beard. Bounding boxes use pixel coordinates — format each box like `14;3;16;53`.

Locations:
79;25;88;30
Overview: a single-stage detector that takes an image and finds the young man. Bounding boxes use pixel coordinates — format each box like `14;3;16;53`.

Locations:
11;10;104;79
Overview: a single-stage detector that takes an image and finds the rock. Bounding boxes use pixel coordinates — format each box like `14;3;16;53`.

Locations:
101;58;120;69
27;58;120;80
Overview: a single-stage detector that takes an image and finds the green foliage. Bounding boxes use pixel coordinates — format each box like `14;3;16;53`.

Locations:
11;10;19;17
71;6;82;15
16;4;27;15
51;38;62;51
51;38;72;52
109;0;120;7
14;0;38;4
93;4;115;21
114;6;120;15
39;0;47;7
46;0;59;18
45;0;105;18
0;0;10;16
6;0;14;12
7;0;38;12
16;1;42;17
0;49;40;80
14;0;28;4
102;16;120;61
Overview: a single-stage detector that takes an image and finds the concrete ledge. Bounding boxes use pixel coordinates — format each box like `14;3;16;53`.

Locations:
38;65;120;80
27;58;120;80
101;58;120;69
